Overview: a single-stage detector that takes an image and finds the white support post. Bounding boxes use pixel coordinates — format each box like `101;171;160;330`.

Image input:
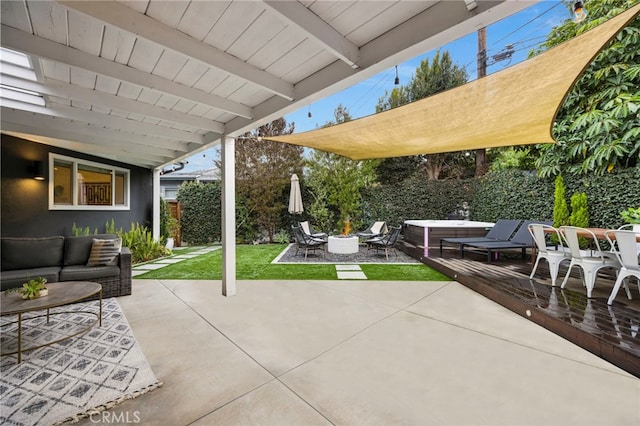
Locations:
221;135;236;296
152;169;161;241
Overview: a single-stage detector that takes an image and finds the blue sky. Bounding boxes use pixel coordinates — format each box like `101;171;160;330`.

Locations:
181;1;571;172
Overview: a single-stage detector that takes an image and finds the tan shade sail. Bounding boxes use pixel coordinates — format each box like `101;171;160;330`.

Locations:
268;5;640;160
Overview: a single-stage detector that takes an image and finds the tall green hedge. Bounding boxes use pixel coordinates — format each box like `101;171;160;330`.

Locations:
361;176;478;227
562;169;640;228
362;168;640;229
175;168;639;242
177;181;222;245
471;170;554;221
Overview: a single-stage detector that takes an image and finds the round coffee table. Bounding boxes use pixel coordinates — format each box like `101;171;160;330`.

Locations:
0;281;102;363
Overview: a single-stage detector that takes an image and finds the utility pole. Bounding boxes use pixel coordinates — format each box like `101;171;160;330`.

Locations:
477;27;487;79
475;27;488;177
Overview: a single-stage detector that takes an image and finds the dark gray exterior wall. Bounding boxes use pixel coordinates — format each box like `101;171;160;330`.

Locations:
1;135;153;237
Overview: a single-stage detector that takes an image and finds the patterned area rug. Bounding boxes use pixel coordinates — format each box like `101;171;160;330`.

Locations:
0;298;162;425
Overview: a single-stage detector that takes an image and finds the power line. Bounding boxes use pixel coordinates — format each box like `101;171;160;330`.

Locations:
489;1;563;48
484;4;569;70
349;68;393;115
353;3;566;113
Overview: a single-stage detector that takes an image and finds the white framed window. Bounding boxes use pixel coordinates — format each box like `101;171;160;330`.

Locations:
49;154;130;210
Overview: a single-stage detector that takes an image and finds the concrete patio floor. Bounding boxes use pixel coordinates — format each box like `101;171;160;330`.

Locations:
82;278;640;425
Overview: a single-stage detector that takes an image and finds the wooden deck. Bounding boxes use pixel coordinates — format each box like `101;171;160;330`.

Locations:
399;241;640;378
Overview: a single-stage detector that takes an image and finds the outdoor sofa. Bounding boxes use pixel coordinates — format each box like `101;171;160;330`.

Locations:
1;234;132;298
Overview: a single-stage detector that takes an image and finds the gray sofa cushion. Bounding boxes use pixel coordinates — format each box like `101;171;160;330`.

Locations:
59;265;120;281
0;267;61;290
1;237;65;271
64;234;117;266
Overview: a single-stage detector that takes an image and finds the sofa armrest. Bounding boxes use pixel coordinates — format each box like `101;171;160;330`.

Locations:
118;246;132;296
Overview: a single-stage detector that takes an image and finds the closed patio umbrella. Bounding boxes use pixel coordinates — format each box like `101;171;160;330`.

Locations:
288;174;304;215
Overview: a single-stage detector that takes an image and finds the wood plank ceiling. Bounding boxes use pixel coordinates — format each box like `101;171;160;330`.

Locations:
0;0;533;169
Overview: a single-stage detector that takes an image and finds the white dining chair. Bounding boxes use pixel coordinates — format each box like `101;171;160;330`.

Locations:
559;226;620;298
528;223;571;286
618;224;640;253
605;229;640;305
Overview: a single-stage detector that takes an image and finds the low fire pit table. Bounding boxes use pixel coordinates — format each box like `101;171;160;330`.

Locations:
327;235;359;254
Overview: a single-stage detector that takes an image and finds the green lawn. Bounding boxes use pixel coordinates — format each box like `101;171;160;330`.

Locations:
135;244;450;281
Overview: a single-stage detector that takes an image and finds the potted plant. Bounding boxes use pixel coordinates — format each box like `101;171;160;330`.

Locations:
620;207;640;229
9;277;48;300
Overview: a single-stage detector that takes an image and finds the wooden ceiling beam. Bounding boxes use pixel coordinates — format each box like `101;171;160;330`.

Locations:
0;74;225;133
262;0;360;69
1;24;253;119
1;107;191;153
59;0;295;101
0;98;205;144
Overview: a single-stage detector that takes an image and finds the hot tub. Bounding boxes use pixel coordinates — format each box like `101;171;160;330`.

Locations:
403;220;494;257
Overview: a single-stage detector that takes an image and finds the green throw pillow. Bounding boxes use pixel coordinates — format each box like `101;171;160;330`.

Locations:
87;238;122;267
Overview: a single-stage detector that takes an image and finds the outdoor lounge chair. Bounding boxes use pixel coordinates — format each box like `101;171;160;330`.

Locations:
365;226;401;260
291;225;327;259
439;219;522;256
461;220;551;262
299;221;328;240
356;221;387;240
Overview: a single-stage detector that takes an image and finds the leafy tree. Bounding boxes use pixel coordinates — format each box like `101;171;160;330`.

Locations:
569;192;590;227
407;51;468;101
373;156;422;184
488;147;537;172
375;51;473;180
569;192;590;248
218;118;303;242
375;86;410;111
533;0;640;176
307;184;334;235
553;175;571;229
306;105;380;231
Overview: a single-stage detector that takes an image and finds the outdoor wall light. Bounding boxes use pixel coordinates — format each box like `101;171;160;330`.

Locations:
30;160;45;180
574;1;588;23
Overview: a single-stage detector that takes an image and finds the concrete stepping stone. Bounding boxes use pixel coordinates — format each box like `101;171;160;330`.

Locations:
154;258;183;264
336;265;362;271
133;263;167;270
335;264;367;280
199;247;221;252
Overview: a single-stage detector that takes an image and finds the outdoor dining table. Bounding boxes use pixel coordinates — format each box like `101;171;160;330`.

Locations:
536;227;640;264
543;227;640;242
573;227;640;242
